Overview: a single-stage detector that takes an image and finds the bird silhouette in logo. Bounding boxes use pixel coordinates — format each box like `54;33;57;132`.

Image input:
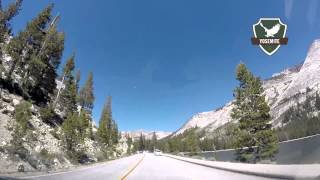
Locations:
259;22;280;38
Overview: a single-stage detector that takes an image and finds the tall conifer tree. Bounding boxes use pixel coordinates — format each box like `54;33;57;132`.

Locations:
138;133;145;151
0;0;22;58
231;63;278;163
315;92;320;111
59;55;77;115
6;4;64;102
97;96;118;146
151;132;157;151
75;69;81;92
78;72;94;112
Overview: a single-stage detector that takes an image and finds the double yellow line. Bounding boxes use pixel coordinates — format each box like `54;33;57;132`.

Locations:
119;154;145;180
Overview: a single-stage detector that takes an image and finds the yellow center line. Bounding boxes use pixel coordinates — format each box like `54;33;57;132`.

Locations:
119;154;145;180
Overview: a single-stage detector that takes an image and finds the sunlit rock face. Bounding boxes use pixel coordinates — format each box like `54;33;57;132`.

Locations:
173;40;320;136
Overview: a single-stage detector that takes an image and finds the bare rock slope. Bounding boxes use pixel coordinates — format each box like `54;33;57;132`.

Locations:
0;90;128;173
173;40;320;136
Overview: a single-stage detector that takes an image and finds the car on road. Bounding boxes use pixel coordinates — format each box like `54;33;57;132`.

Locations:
154;149;162;156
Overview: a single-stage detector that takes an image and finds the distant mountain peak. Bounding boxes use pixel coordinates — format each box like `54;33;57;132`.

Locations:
172;39;320;136
121;130;172;140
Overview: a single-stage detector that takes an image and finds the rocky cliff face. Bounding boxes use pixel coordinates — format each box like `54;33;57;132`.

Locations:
0;90;72;173
0;89;127;173
173;40;320;136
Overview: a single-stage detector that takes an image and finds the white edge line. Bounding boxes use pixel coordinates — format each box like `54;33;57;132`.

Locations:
19;155;142;179
18;158;115;179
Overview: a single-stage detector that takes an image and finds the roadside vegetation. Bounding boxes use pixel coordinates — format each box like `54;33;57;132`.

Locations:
156;64;281;163
0;0;120;168
133;128;202;155
155;64;320;164
276;91;320;141
1;0;319;170
231;64;278;163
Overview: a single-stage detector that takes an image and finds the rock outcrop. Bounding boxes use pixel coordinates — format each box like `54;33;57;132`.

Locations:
172;40;320;136
0;89;127;173
0;90;73;173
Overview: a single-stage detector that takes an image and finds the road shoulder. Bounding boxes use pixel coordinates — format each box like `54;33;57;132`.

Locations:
164;154;320;180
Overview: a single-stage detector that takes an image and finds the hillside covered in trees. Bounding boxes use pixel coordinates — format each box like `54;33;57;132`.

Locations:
0;1;126;173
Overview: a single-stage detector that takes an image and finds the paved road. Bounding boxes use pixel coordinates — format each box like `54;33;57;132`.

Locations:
20;154;143;180
17;153;280;180
127;153;278;180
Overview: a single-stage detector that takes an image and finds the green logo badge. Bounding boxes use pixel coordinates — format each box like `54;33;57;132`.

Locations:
251;18;288;55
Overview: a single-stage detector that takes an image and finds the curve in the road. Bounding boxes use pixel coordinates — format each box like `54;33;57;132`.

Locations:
119;154;145;180
5;153;282;180
164;154;290;180
16;154;144;180
127;153;277;180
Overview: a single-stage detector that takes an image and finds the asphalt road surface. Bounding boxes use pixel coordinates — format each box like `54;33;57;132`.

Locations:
18;153;280;180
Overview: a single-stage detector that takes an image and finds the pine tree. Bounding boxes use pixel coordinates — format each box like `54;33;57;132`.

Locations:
59;55;77;115
96;97;118;159
78;72;95;138
138;133;145;151
31;23;64;102
231;63;278;163
200;138;214;151
186;129;200;155
62;113;78;152
126;135;133;154
0;0;22;57
303;95;313;113
111;119;119;144
78;110;90;139
61;113;85;162
6;4;52;81
13;101;31;134
75;69;81;93
11;101;31;152
97;114;108;146
97;96;112;146
6;4;64;102
283;107;294;124
163;142;170;153
151;132;157;151
315;92;320;111
78;72;94;112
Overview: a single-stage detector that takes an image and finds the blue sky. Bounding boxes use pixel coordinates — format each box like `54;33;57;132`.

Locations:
7;0;320;132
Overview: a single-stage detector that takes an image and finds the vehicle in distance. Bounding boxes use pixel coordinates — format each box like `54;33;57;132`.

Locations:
154;149;162;156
